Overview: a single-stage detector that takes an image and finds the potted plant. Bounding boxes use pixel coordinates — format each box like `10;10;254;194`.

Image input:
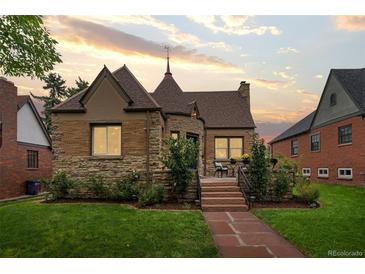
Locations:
229;157;237;164
241;153;251;165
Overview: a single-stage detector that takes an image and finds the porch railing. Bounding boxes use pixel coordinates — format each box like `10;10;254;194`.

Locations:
195;169;201;207
237;166;254;209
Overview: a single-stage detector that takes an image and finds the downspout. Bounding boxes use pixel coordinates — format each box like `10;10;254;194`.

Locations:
204;127;207;176
146;111;151;183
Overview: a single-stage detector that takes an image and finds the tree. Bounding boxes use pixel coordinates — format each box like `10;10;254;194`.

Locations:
67;77;89;97
32;73;67;133
0;15;61;79
161;137;198;199
248;133;270;200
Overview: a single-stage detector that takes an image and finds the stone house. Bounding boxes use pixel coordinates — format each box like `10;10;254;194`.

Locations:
270;68;365;185
0;77;52;199
51;60;255;198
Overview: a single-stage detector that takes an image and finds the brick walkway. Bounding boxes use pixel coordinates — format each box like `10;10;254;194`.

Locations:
204;211;305;258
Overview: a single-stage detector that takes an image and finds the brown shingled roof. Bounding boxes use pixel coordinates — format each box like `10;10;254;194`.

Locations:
52;65;160;112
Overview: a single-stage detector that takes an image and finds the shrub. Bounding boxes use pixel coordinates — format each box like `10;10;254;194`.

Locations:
138;184;164;207
295;177;320;204
113;171;140;200
42;170;74;199
161;137;198;198
86;175;110;199
276;154;298;173
248;133;270;200
273;170;290;201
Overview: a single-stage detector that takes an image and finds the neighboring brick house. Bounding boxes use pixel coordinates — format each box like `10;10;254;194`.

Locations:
0;77;52;199
270;69;365;185
51;59;255;199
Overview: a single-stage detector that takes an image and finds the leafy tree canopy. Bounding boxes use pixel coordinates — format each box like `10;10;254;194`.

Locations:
0;15;61;79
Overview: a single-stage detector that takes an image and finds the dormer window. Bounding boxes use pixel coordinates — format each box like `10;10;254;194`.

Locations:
330;93;337;106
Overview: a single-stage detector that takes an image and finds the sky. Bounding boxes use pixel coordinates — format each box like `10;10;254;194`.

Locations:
7;15;365;142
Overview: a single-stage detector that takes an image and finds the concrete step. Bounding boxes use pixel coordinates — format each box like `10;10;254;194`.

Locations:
201;181;238;187
201;191;243;197
202;204;248;212
202;197;245;205
201;186;240;192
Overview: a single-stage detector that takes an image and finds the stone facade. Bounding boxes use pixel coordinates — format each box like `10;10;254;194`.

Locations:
205;128;255;176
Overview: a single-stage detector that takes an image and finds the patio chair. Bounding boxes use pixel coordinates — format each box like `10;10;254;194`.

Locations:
214;162;228;178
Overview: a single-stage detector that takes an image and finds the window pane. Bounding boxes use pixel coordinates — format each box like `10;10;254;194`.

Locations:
230;138;242;149
215;138;228;149
215;148;227;159
230;148;242;159
171;132;179;139
107;126;121;155
93;127;107;155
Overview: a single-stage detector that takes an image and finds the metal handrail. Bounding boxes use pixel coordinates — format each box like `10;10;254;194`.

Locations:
195;169;201;207
237;166;254;209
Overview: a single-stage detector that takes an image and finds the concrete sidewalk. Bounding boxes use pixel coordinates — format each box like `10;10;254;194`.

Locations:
204;211;305;258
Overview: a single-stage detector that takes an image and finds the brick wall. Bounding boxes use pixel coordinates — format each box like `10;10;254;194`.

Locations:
0;78;52;199
271;115;365;185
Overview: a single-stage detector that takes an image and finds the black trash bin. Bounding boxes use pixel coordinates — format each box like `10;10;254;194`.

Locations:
26;180;41;195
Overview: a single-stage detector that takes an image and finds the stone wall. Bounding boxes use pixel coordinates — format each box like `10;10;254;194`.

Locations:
163;114;205;175
205;128;255;176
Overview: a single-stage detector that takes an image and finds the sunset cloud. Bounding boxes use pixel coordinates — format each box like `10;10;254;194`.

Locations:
277;47;299;54
45;16;243;73
187;16;281;36
251;78;295;90
335;16;365;31
314;74;323;79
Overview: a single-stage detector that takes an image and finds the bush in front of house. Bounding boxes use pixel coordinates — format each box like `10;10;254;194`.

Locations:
272;170;291;201
113;171;140;200
161;137;198;199
295;177;320;204
138;184;164;207
86;175;110;199
248;133;271;200
42;170;75;199
276;153;298;173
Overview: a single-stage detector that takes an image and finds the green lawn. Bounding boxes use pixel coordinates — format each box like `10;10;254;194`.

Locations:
254;183;365;257
0;200;218;258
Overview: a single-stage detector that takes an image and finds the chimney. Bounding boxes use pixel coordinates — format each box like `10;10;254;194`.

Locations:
238;81;250;110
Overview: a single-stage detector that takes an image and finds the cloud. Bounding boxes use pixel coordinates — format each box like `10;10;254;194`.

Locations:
273;71;297;80
251;78;295;90
285;66;292;70
335;16;365;31
277;47;299;54
314;74;323;79
74;16;233;51
187;15;281;36
45;16;243;73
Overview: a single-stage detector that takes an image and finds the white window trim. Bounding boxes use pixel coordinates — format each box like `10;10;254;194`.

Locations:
302;168;311;177
318;168;329;178
338;168;353;180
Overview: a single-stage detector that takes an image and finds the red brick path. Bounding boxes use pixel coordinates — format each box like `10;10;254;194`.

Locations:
204;211;305;258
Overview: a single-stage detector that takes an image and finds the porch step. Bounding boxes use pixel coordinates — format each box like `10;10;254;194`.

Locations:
202;191;243;197
201;181;238;187
201;186;240;192
202;204;248;212
202;197;245;205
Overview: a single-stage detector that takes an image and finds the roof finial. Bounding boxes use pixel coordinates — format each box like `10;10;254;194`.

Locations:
164;45;172;76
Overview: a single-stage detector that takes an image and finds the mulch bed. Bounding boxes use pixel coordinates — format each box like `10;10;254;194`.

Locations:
252;197;320;209
42;198;199;210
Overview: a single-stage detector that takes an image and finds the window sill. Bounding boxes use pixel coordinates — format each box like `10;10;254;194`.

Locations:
290;155;298;158
337;177;353;180
26;168;39;171
338;143;352;147
89;155;124;160
310;150;320;153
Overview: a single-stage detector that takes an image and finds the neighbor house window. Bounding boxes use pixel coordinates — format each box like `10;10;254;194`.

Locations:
302;168;311;177
338;124;352;145
92;125;121;156
310;133;320;152
214;137;243;159
338;168;352;180
291;139;298;156
330;93;337;106
27;150;38;169
318;168;329;178
170;131;179;140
